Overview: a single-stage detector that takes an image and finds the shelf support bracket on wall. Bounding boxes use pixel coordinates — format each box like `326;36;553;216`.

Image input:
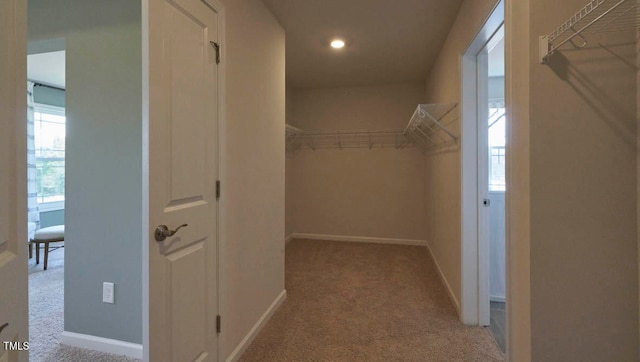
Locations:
539;0;635;64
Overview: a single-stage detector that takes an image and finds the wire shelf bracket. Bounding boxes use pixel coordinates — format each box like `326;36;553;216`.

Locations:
539;0;637;64
404;103;459;154
286;124;304;154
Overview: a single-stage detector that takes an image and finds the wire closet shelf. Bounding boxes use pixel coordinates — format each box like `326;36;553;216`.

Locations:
539;0;638;63
286;128;409;153
403;103;458;154
285;103;459;155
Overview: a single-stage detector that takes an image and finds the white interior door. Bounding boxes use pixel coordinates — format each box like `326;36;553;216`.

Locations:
145;0;221;360
477;26;505;327
0;0;29;361
476;44;491;327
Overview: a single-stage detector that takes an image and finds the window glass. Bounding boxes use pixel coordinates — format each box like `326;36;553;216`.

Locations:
34;105;65;206
488;105;505;191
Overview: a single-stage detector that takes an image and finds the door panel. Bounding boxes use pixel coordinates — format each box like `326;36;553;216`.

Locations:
476;47;490;327
0;0;28;361
169;243;206;361
147;0;220;360
477;27;506;328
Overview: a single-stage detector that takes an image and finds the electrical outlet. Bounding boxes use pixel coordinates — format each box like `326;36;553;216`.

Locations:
103;282;115;304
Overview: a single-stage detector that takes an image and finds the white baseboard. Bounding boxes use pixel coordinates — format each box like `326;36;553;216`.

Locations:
285;234;295;244
226;289;287;362
60;331;143;359
292;233;428;246
424;241;461;316
490;295;506;303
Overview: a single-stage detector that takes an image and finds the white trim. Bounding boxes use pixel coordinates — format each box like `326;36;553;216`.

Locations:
285;234;295;244
225;289;287;362
211;1;227;361
490;295;506;303
476;36;492;328
33;102;65;116
2;0;30;349
505;0;532;359
425;241;461;316
141;1;150;361
38;201;64;212
460;0;504;327
460;50;480;326
60;331;143;359
292;233;428;246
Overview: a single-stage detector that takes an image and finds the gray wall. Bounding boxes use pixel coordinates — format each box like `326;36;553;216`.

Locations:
28;0;143;344
40;209;64;228
64;6;142;343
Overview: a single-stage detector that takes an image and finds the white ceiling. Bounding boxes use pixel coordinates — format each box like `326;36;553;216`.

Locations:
261;0;464;89
27;51;65;89
24;3;493;90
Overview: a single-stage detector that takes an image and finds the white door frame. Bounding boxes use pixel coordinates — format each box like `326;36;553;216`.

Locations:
460;0;504;326
0;0;29;360
5;0;229;361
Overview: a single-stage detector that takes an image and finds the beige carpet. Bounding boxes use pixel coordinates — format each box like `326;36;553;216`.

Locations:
240;239;504;362
28;246;141;362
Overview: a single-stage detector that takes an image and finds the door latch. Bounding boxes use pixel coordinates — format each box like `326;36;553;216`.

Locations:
154;224;188;242
482;198;491;207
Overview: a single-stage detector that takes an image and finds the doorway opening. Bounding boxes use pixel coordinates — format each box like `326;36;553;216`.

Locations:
25;1;145;359
460;0;506;353
27;48;68;359
479;29;506;353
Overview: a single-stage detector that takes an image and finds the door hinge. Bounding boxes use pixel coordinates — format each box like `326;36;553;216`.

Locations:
216;180;221;200
210;41;221;64
216;315;221;334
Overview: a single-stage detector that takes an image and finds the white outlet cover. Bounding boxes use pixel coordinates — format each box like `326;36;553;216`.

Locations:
103;282;115;304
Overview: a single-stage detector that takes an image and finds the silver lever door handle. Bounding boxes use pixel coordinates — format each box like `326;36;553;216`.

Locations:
155;224;188;242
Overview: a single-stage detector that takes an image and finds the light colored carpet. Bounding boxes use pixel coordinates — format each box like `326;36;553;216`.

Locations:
240;239;505;362
28;246;141;362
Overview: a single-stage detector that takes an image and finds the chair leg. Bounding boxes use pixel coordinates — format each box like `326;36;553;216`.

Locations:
29;242;32;259
36;242;40;265
44;242;49;270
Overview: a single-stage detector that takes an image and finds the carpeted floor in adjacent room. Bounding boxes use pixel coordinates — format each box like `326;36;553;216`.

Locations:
28;247;140;362
240;239;504;362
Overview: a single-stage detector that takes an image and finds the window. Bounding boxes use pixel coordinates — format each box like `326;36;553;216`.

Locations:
488;103;506;191
34;104;65;210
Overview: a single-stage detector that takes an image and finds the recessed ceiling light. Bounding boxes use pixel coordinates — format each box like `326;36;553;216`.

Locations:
330;39;345;49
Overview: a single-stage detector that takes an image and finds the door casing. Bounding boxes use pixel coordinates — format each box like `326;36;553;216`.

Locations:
0;0;29;361
460;0;504;327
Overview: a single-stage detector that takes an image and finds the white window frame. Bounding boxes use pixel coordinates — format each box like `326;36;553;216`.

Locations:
34;102;66;212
